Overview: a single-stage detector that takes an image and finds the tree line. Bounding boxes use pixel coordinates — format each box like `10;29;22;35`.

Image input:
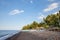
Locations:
22;11;60;30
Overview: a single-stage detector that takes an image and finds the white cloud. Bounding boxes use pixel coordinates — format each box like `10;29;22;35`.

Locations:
53;11;58;14
38;15;45;20
9;9;24;15
38;13;45;20
43;3;59;12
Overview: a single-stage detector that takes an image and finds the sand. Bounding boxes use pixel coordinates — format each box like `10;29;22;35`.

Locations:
6;31;60;40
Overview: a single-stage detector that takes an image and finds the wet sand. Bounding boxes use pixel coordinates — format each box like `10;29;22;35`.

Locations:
6;31;60;40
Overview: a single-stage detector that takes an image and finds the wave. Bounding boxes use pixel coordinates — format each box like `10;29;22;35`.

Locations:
0;34;8;38
0;31;20;40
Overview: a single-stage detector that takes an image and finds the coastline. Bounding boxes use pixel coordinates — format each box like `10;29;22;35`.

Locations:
6;30;60;40
0;30;20;40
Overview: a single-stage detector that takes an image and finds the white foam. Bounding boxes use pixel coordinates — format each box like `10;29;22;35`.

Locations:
0;31;19;40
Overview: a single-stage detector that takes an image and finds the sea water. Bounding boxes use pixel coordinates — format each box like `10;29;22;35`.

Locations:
0;30;20;40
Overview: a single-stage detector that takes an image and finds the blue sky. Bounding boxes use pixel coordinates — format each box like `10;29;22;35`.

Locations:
0;0;60;30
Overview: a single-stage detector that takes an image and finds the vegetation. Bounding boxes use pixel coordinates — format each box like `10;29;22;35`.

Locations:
22;11;60;30
22;21;39;30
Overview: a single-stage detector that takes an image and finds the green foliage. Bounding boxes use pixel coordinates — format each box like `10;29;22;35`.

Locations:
44;11;60;27
22;21;39;30
30;21;39;28
22;25;30;30
22;11;60;30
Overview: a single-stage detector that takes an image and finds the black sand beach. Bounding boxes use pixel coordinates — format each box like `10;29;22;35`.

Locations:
6;31;60;40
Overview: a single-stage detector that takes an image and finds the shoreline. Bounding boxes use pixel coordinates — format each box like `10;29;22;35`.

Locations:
6;30;60;40
0;31;20;40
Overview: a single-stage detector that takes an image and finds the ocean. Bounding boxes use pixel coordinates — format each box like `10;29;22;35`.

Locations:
0;30;20;40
